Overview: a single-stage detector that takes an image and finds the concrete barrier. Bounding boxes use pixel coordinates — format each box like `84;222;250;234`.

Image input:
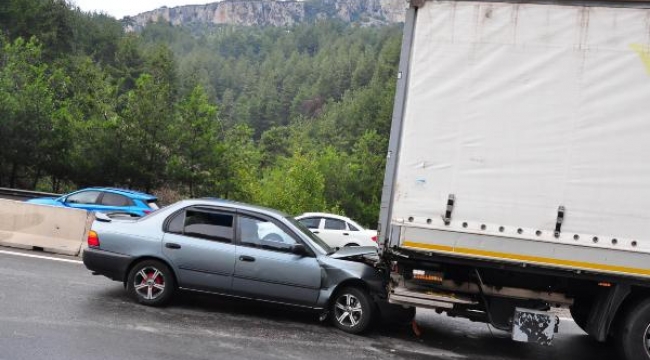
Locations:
0;199;92;256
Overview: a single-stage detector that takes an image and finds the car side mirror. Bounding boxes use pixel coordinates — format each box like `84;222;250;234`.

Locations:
291;244;308;256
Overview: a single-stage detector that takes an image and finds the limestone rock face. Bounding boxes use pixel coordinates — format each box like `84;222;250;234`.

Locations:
123;0;407;31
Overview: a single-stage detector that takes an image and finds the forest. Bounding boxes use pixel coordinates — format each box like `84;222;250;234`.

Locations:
0;0;402;227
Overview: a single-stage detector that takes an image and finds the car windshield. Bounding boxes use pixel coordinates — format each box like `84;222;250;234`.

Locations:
286;217;333;254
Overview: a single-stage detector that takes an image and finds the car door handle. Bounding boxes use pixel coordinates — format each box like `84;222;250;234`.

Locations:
312;231;320;234
239;255;255;262
165;243;181;249
343;233;349;236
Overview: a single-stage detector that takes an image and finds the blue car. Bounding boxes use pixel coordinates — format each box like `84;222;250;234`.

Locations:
27;187;159;217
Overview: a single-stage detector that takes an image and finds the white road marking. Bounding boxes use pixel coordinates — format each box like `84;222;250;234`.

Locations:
0;249;83;264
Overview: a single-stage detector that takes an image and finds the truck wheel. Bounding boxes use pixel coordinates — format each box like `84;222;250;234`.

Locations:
127;260;175;306
617;298;650;360
331;287;374;334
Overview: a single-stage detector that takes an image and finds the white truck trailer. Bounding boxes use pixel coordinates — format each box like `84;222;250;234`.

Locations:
378;0;650;358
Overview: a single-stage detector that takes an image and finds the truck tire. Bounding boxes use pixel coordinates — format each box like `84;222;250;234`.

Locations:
616;298;650;360
569;302;591;333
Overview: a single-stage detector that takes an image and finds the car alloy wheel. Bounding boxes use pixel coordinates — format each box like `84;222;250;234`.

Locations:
330;287;373;334
133;266;166;300
334;293;363;327
127;260;175;306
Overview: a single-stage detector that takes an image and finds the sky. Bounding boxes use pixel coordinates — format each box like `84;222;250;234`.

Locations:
69;0;211;19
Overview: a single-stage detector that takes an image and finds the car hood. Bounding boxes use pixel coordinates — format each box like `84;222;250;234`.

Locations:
26;197;61;206
328;246;378;259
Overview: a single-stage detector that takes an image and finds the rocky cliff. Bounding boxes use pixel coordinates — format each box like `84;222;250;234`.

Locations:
123;0;407;31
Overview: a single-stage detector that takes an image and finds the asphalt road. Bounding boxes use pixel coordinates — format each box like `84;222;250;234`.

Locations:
0;247;617;360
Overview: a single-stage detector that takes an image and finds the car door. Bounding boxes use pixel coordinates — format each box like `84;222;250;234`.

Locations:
297;216;330;242
344;220;372;246
96;192;138;215
162;206;236;293
232;214;321;306
297;217;322;232
315;217;351;247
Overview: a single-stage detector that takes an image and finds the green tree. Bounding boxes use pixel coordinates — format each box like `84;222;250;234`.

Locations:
215;124;261;201
168;85;220;196
0;0;74;60
0;37;58;187
252;151;328;215
345;130;388;227
61;56;122;190
119;72;175;191
0;1;404;228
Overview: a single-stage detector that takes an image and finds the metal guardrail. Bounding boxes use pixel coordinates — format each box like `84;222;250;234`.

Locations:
0;187;61;201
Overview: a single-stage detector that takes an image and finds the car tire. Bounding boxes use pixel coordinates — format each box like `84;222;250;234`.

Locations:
330;287;374;334
344;243;359;247
616;298;650;360
127;259;175;306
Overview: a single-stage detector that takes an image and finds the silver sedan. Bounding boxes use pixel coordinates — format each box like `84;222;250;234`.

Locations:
82;199;411;333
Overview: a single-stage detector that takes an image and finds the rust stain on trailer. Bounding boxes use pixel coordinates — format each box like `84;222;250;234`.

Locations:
631;43;650;75
646;12;650;53
510;3;520;45
450;2;458;43
574;7;592;78
483;5;493;20
575;7;591;50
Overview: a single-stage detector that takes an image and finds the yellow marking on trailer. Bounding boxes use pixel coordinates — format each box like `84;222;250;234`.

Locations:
631;43;650;75
402;241;650;277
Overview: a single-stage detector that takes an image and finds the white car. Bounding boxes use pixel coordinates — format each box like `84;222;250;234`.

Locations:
295;212;378;248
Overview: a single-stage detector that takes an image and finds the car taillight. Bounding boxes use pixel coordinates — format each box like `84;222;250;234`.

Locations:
371;235;377;242
88;230;100;248
143;210;152;215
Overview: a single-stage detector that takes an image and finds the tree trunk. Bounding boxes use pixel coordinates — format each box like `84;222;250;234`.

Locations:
9;162;17;188
32;168;41;190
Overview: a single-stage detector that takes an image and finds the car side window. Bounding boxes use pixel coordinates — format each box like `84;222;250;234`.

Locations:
101;192;133;206
166;211;185;234
238;216;297;252
324;218;346;230
66;191;100;204
182;209;234;243
347;222;360;231
298;217;321;229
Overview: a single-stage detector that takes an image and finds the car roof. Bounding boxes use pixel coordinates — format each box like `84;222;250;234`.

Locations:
297;212;353;222
192;197;290;218
296;212;367;230
82;187;157;200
